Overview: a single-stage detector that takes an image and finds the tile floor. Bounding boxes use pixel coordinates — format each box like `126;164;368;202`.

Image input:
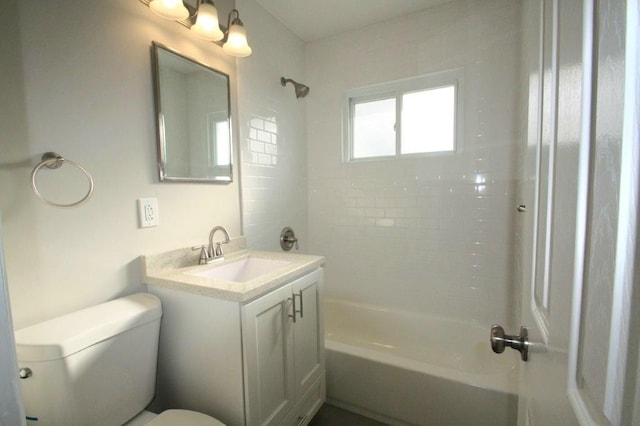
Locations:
309;404;388;426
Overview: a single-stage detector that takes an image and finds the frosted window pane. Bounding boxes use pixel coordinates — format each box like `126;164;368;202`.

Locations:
353;98;396;158
401;86;455;154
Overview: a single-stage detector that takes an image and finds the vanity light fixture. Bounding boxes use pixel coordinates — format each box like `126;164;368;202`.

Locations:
222;9;252;57
149;0;189;20
190;0;224;41
143;0;252;57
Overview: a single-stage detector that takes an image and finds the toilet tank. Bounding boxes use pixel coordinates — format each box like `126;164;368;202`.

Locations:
15;293;162;426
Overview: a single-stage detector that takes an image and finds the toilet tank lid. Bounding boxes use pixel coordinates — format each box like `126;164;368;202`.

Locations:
15;293;162;362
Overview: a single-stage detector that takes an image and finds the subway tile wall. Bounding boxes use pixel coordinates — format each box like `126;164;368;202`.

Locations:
306;0;524;326
236;0;308;252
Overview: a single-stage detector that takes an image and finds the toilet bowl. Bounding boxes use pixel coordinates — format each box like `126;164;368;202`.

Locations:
127;409;224;426
14;293;224;425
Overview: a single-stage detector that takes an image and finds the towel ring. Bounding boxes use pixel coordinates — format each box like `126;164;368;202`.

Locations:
31;152;94;208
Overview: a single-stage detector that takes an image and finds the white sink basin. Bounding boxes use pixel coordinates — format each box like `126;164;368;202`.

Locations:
188;257;292;283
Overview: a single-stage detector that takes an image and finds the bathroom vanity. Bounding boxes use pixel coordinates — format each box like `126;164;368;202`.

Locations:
142;244;325;426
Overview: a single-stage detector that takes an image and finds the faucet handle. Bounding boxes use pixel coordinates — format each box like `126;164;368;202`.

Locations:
191;245;211;265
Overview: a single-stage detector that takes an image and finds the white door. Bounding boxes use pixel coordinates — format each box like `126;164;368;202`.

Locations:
511;1;640;425
0;216;26;426
242;284;296;426
291;268;324;397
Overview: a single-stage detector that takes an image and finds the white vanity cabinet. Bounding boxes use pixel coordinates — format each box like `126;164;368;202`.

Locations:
148;267;325;426
242;269;325;426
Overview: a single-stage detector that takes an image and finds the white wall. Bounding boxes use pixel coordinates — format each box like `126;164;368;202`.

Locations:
0;0;241;329
235;0;309;253
0;0;522;331
306;0;523;326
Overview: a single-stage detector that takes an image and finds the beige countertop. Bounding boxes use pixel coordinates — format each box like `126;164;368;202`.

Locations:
142;242;324;303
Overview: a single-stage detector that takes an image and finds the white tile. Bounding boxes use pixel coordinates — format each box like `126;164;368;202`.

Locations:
306;0;523;325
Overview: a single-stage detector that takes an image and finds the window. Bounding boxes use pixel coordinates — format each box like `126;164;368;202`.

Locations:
352;98;396;158
207;112;231;167
214;120;230;166
344;69;463;161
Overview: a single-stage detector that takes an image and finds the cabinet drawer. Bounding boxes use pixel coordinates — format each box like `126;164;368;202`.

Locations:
279;373;325;426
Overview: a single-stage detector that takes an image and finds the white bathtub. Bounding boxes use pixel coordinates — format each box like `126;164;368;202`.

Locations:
324;298;519;425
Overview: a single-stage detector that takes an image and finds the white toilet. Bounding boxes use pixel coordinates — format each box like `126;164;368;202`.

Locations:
14;293;224;426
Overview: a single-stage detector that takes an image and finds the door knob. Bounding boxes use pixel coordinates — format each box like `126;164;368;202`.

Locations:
490;325;529;361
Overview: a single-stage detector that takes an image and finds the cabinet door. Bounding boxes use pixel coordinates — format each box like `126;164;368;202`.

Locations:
291;269;324;398
242;284;295;426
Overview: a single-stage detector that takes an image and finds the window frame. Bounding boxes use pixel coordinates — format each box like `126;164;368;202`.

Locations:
343;68;464;162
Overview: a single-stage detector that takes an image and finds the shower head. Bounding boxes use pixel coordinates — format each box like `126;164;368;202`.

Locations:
280;77;310;99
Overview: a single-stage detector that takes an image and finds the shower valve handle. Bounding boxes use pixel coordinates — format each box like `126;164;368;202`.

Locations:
280;227;299;251
490;325;529;361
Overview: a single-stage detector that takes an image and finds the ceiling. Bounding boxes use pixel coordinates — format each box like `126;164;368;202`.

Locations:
254;0;452;42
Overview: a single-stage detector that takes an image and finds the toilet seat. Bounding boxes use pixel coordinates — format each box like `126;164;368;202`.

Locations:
146;409;225;426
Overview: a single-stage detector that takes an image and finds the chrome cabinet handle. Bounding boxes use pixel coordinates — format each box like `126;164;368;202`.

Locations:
297;290;303;319
490;325;529;361
288;295;297;323
288;291;304;322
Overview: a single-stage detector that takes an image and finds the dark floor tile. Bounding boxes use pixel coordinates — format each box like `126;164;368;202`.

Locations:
309;403;388;426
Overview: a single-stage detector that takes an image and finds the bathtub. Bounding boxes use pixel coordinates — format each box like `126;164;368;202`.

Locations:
324;299;519;425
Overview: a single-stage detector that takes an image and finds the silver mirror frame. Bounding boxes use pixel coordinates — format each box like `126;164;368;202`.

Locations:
151;41;233;183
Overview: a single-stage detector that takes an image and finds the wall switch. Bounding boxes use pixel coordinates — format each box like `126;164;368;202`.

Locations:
138;198;159;228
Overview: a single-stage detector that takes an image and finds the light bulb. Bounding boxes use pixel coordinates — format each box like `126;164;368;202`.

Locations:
149;0;189;21
191;2;224;41
222;20;252;57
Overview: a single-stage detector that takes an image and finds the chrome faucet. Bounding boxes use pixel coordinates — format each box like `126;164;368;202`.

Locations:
208;226;230;261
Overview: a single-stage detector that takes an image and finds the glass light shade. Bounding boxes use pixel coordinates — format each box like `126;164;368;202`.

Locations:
191;3;224;41
149;0;189;21
222;22;252;57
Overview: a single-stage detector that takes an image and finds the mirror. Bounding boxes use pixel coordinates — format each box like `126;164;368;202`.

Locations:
152;42;232;182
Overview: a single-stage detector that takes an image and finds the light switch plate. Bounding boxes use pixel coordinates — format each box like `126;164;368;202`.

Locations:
138;198;159;228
